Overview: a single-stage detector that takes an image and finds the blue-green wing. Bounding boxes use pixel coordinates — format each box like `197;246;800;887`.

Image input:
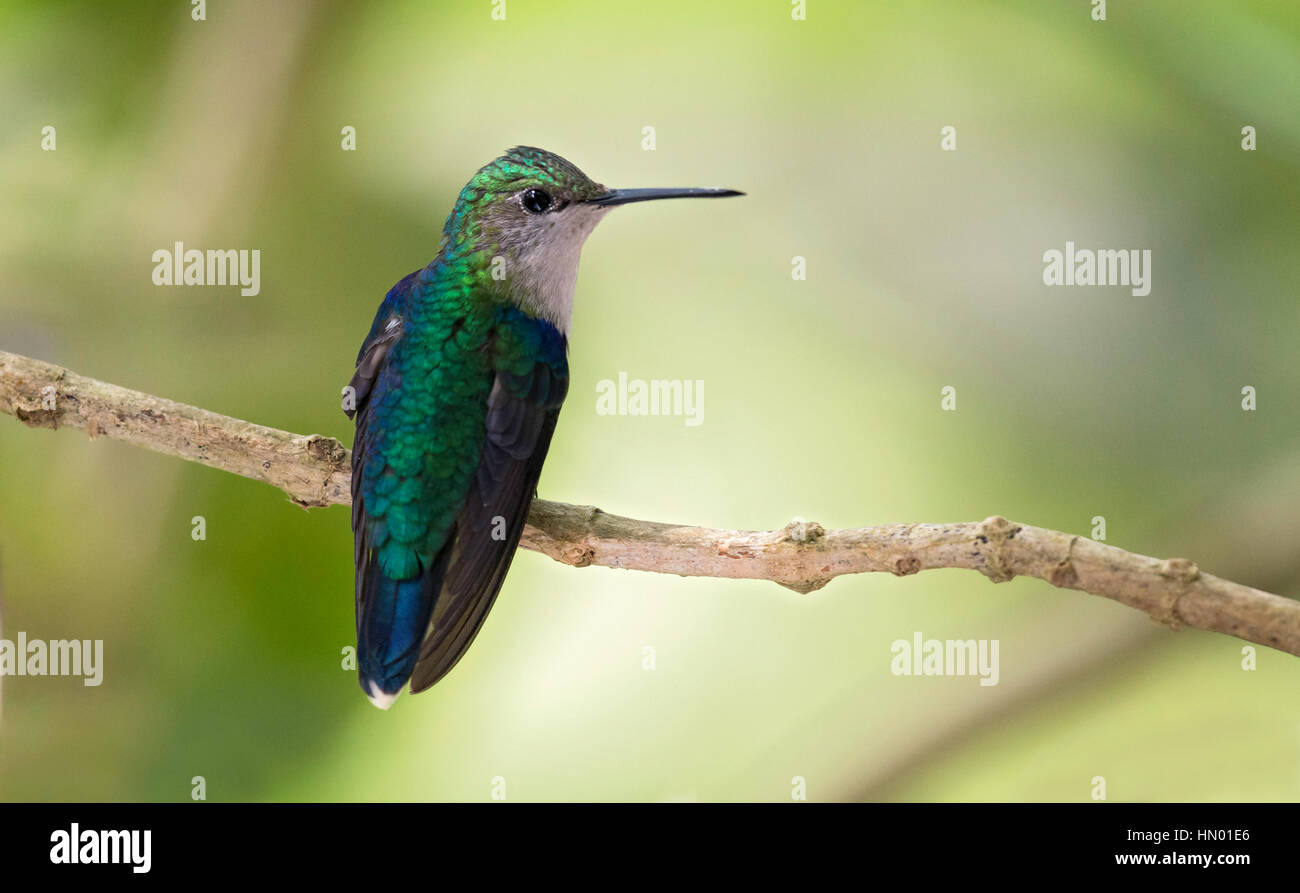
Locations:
348;271;467;702
409;309;568;692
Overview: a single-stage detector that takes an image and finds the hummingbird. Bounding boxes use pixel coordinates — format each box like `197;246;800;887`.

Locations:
344;146;741;708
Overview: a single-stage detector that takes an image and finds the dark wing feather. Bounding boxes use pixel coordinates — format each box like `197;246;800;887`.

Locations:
408;348;568;692
345;273;415;650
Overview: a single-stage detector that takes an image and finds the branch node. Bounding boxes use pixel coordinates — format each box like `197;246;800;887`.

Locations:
1159;557;1200;584
1049;535;1080;587
779;577;830;595
783;517;825;544
560;545;596;568
892;556;921;577
14;405;60;429
976;515;1020;583
305;434;348;467
1154;557;1200;629
1049;558;1078;588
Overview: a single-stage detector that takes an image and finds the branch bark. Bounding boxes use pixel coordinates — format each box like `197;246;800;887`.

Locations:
3;348;1298;657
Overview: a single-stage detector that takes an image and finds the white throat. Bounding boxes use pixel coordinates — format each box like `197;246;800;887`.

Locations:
498;203;609;334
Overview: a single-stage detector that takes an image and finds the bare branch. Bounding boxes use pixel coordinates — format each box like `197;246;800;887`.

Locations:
3;348;1298;658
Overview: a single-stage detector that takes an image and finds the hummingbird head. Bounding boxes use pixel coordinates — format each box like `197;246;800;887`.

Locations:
443;146;741;332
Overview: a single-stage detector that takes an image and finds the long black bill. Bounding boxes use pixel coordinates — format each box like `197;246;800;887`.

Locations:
586;187;744;207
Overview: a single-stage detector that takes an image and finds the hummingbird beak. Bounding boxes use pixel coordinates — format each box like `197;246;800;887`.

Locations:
585;187;744;207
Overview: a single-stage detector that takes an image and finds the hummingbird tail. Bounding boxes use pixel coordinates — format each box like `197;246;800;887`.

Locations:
356;547;449;710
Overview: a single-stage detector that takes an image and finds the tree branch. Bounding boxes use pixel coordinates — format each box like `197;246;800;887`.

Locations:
3;348;1298;658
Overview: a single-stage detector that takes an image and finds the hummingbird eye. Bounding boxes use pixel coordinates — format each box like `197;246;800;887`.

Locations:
521;188;553;214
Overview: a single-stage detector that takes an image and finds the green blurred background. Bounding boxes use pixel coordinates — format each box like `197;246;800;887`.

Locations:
1;0;1297;801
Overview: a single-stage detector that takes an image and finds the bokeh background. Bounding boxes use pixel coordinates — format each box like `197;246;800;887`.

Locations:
1;0;1297;801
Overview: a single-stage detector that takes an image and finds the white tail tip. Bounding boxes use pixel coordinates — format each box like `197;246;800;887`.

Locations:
366;682;400;710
